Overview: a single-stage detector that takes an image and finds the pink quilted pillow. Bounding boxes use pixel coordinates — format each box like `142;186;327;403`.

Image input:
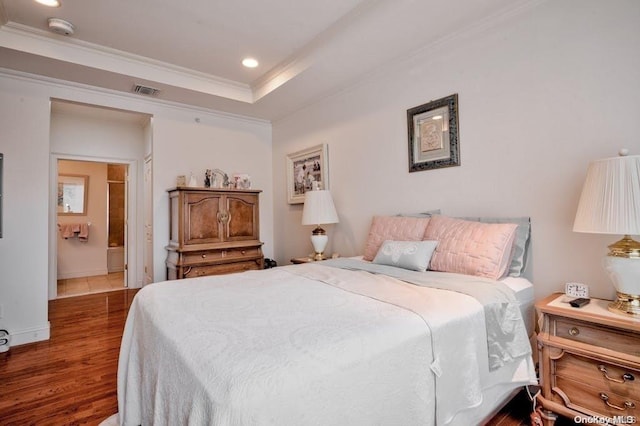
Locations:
424;215;517;280
363;216;431;261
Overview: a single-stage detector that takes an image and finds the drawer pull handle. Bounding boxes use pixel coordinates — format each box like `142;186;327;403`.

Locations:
568;327;580;336
598;365;635;383
599;393;635;411
217;211;230;223
201;254;207;258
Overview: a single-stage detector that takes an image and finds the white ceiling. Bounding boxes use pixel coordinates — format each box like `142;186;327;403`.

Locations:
0;0;537;121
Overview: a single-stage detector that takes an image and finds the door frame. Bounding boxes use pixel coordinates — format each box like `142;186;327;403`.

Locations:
49;154;139;300
143;154;154;284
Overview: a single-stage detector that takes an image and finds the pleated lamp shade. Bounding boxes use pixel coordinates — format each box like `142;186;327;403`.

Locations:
302;190;339;226
573;153;640;235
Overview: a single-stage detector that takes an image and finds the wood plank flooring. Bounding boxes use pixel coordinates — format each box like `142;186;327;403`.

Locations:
0;289;577;425
0;290;137;426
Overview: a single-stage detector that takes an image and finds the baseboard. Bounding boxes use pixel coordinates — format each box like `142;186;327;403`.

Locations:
7;322;51;347
58;268;109;280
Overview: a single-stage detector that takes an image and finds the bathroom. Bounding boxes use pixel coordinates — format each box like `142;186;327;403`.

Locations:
56;160;128;297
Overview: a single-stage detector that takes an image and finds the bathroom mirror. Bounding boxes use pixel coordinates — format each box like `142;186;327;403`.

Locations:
57;174;88;215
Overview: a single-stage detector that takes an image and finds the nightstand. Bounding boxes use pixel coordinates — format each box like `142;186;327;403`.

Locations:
290;254;339;264
290;256;315;264
536;293;640;425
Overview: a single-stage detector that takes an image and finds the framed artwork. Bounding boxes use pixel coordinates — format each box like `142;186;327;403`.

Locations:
286;144;329;204
407;93;459;172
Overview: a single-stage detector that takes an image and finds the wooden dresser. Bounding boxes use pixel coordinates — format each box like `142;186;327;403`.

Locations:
165;187;264;280
536;293;640;425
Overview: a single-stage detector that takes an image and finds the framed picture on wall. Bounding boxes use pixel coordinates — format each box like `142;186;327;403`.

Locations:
407;93;460;172
286;144;329;204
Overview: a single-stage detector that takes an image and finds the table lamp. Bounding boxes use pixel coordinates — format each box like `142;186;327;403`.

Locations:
301;187;339;261
573;149;640;315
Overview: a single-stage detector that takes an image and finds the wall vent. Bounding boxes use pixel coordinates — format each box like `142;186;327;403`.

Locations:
132;84;160;97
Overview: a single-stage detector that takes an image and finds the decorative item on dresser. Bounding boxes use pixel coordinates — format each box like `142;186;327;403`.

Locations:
536;293;640;425
165;187;264;280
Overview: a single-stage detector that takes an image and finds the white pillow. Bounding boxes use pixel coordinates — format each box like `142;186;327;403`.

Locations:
373;240;439;272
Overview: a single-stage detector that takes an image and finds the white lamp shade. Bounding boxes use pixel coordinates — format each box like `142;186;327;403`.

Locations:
302;190;339;226
573;154;640;235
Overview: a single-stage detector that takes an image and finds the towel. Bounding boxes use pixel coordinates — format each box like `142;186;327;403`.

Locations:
78;223;89;242
58;223;89;242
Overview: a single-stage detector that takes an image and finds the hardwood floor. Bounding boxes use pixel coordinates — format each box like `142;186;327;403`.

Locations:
0;289;137;426
0;289;577;426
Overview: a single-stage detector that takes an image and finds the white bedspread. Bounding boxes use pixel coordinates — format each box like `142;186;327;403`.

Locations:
118;263;535;426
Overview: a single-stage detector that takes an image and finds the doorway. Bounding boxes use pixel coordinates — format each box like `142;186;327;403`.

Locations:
48;100;152;301
56;159;128;298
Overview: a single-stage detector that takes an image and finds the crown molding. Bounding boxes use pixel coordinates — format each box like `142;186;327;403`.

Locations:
0;67;271;126
250;0;384;103
0;22;255;104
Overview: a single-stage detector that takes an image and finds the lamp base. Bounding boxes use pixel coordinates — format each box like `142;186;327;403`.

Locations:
608;292;640;316
310;226;328;262
312;253;327;261
604;237;640;317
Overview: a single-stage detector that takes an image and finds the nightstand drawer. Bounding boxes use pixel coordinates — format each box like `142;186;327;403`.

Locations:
554;351;640;400
554;375;639;418
552;316;640;357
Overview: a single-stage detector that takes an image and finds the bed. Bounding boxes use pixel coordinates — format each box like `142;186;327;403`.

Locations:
117;214;538;425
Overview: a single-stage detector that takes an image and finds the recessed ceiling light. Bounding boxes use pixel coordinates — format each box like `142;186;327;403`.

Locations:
35;0;61;7
242;58;259;68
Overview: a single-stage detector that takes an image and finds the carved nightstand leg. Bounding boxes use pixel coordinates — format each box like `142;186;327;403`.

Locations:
534;408;557;426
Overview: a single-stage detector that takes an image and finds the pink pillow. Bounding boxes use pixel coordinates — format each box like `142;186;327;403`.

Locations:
424;215;517;280
363;216;431;261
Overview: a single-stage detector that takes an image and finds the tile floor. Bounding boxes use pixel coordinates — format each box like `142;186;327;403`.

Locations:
57;271;125;298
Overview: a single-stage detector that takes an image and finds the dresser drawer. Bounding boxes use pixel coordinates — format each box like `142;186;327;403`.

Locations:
551;316;640;357
554;351;640;400
181;247;262;265
554;375;639;418
183;259;262;278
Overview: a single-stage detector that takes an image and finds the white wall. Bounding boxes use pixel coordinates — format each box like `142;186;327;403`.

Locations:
0;82;51;345
56;160;108;279
0;72;273;346
272;0;640;300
